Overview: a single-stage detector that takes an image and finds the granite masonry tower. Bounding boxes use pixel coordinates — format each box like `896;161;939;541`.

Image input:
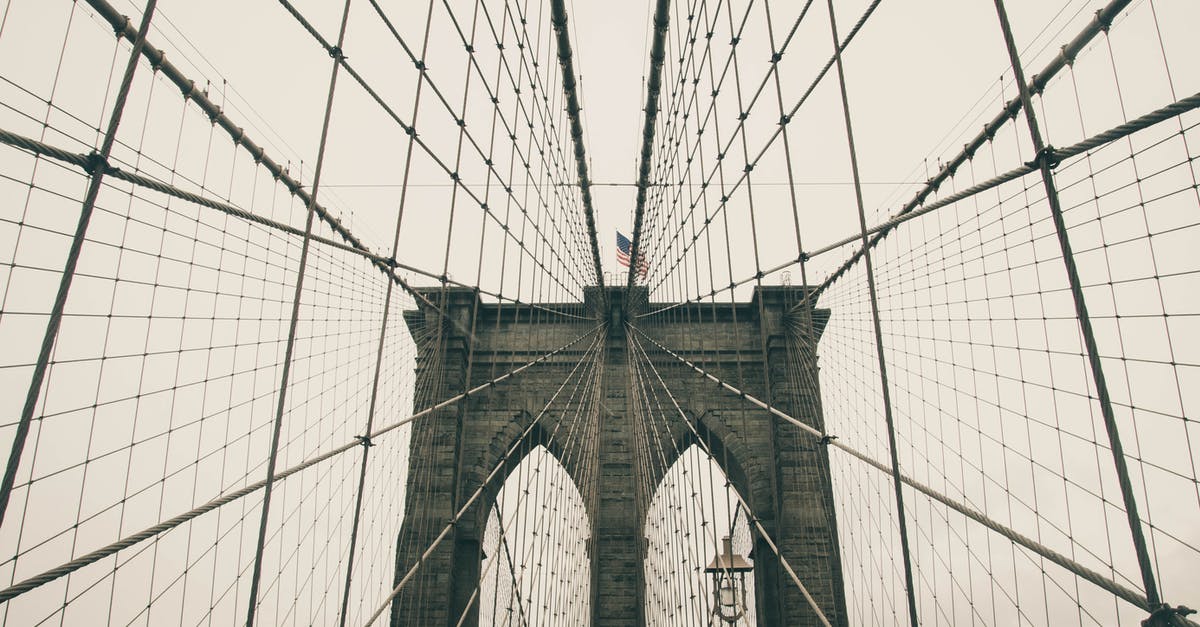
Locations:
390;286;847;626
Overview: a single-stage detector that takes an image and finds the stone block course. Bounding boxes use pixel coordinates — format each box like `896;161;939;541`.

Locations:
391;286;846;626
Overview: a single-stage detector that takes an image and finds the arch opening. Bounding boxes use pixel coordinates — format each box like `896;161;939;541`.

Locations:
643;444;758;626
477;444;591;626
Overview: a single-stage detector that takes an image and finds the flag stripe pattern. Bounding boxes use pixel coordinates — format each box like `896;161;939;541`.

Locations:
617;231;649;279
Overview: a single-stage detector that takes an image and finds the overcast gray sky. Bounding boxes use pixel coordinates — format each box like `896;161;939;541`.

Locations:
0;0;1198;625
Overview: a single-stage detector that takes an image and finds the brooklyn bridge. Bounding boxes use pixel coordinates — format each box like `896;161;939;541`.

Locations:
0;0;1197;625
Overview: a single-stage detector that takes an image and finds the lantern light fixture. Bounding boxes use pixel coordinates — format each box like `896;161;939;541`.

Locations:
704;535;753;624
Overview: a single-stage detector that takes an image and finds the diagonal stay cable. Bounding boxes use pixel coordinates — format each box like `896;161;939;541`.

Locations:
635;0;1127;312
989;2;1191;623
74;0;590;321
274;0;589;297
363;327;606;626
79;0;371;264
376;0;589;277
803;89;1200;265
0;323;600;605
824;0;918;621
625;323;834;627
337;1;439;621
439;0;598;286
243;1;353;622
493;507;531;627
626;323;1187;619
802;0;1134;305
638;0;884;296
0;126;592;325
454;332;602;627
0;0;160;531
633;88;1200;320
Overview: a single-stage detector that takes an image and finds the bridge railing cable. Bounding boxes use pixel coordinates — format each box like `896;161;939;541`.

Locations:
628;322;1170;617
638;1;1200;616
0;319;597;603
3;0;1200;624
365;327;603;625
0;0;597;623
626;323;833;627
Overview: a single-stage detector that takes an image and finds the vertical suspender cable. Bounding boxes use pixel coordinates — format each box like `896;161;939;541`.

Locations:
549;0;605;291
988;1;1175;622
627;0;671;293
823;0;920;624
244;1;354;624
336;1;438;623
0;0;159;530
807;0;1132;305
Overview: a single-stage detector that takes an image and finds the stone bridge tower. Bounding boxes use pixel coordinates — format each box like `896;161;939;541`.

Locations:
391;286;847;626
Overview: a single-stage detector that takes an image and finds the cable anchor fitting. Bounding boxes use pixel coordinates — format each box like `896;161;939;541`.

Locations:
1142;604;1196;626
83;151;110;176
1026;146;1061;171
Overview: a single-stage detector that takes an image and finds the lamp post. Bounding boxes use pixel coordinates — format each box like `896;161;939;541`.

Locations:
704;536;753;624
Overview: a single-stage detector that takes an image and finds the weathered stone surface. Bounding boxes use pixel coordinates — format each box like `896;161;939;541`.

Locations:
391;286;846;626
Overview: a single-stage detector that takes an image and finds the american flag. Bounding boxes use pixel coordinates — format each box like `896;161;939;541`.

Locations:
616;231;648;279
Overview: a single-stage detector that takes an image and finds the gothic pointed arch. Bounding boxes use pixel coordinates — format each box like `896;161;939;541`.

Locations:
477;444;591;626
643;442;761;625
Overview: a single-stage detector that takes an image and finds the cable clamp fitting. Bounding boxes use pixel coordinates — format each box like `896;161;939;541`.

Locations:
354;435;374;448
819;434;838;446
83;151;110;176
1142;604;1196;627
1026;145;1061;171
328;46;345;60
